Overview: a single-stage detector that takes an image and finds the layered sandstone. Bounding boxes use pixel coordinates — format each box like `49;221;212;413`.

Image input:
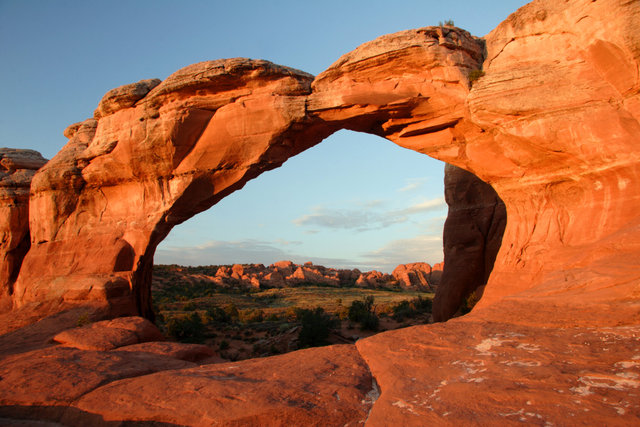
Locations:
1;0;640;425
0;148;47;311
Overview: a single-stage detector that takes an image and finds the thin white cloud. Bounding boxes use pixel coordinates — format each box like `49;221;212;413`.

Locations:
155;233;445;273
155;238;375;271
155;239;290;266
293;197;446;232
398;177;428;193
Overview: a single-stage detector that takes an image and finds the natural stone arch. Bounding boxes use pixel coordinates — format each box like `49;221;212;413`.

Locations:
10;0;640;329
13;26;490;319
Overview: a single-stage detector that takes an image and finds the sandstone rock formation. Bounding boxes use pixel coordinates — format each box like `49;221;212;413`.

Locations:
2;0;640;425
155;261;404;290
0;148;47;311
392;262;443;291
433;164;506;321
53;316;164;351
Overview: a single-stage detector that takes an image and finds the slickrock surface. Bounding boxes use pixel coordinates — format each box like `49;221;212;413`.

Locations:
357;319;640;426
52;316;164;351
0;148;47;311
68;345;374;426
1;0;640;425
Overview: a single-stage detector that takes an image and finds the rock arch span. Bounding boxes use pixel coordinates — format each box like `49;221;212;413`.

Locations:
5;0;640;331
1;0;640;424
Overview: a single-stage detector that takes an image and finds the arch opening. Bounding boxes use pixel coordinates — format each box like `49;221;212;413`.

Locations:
148;129;506;355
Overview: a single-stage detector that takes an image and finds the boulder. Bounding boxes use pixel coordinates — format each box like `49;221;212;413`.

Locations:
53;316;164;351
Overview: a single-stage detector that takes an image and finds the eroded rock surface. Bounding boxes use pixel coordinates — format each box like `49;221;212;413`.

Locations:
53;316;164;351
2;0;640;425
0;148;47;311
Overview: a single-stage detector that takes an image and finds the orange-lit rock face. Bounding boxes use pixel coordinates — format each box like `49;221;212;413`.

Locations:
0;149;47;311
2;1;640;425
468;0;640;324
13;60;321;317
12;29;486;319
10;0;640;327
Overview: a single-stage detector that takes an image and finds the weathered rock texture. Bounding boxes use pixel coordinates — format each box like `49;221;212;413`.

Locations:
0;148;47;311
433;164;506;321
2;0;640;425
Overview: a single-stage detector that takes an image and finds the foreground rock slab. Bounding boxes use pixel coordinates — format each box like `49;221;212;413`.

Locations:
53;316;164;351
357;319;640;426
67;344;374;426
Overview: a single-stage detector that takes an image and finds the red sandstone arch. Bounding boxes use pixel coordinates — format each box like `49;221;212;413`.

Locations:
1;1;640;425
6;0;640;330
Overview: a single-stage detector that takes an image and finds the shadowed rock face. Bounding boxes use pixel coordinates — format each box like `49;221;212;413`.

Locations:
434;164;506;321
2;0;640;425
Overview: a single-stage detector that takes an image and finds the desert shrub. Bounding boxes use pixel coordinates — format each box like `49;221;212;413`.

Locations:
438;19;455;27
206;306;231;324
240;309;264;324
182;302;197;311
266;313;280;322
392;300;416;322
468;69;485;86
348;296;379;331
412;295;432;313
223;303;240;321
285;306;300;322
460;290;481;314
166;312;205;343
76;313;91;327
392;296;432;322
296;307;340;348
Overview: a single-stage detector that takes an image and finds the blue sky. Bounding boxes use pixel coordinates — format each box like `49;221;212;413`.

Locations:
0;0;528;272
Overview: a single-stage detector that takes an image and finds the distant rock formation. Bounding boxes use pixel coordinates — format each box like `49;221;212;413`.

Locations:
392;262;443;292
154;261;443;292
0;148;47;311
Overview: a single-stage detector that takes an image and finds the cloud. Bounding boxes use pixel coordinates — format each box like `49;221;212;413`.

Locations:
155;239;291;266
293;197;446;232
155;239;363;269
399;197;446;215
398;177;428;193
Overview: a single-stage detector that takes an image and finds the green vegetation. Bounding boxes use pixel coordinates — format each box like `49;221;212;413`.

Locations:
438;19;455;27
165;312;205;343
296;307;340;348
76;312;91;327
391;296;432;322
348;296;379;331
153;266;435;361
468;69;485;87
460;290;481;314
